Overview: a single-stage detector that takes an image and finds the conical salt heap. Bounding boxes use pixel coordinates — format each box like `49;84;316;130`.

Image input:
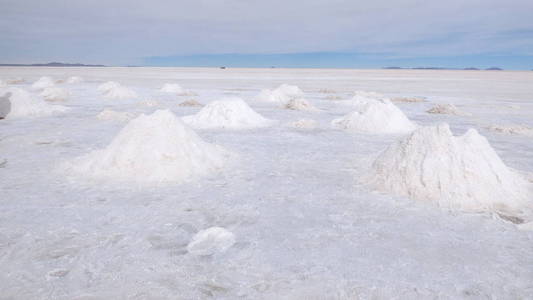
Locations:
69;109;228;183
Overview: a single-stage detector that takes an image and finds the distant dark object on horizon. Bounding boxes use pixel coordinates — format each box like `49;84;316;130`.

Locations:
220;66;226;69
485;67;503;70
463;67;479;70
383;66;402;69
0;62;106;67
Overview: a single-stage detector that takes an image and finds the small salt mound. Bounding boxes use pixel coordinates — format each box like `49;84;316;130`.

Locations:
187;227;235;256
332;98;416;134
284;98;319;111
103;85;138;100
6;78;25;84
0;87;68;119
68;109;228;183
96;109;135;122
486;124;533;137
427;103;471;116
40;87;70;102
0;92;10;119
318;89;336;94
66;76;83;84
391;96;426;103
160;83;194;95
178;99;203;107
367;124;531;216
97;81;121;93
182;97;273;129
255;84;304;104
339;91;387;107
289;119;318;129
31;77;55;90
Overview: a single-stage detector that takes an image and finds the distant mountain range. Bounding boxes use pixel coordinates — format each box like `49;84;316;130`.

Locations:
0;62;106;67
383;66;503;71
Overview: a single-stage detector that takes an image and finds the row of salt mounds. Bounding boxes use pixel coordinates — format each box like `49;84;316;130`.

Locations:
182;97;274;130
0;87;68;119
97;81;137;100
284;98;319;111
332;97;416;134
31;76;55;90
254;84;304;105
96;109;136;122
427;103;471;116
160;83;195;96
486;124;533;137
367;123;532;217
66;110;228;184
40;87;70;102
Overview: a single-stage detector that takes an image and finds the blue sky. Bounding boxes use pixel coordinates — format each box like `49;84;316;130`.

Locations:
1;0;533;69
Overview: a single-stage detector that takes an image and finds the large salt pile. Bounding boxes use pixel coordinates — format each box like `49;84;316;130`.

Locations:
182;97;273;129
0;87;68;119
332;98;416;134
255;84;304;105
367;123;532;216
31;77;55;90
427;103;471;116
68;109;228;183
40;87;70;102
160;83;194;95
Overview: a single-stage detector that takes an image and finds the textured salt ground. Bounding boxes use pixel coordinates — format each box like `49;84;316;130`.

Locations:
0;67;532;299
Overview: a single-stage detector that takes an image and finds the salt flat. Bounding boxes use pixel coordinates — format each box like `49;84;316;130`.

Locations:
1;67;532;299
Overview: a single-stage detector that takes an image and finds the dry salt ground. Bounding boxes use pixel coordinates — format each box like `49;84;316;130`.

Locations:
0;67;533;299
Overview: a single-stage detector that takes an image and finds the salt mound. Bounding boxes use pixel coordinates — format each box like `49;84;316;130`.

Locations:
332;98;416;134
178;99;203;107
0;92;10;119
367;123;531;216
68;109;228;183
486;124;533;137
103;85;138;100
289;119;318;129
31;77;55;90
427;103;471;116
96;109;135;122
391;96;426;103
160;83;194;95
182;97;273;129
97;81;121;93
40;87;70;102
6;78;25;84
66;76;84;84
187;227;235;256
339;91;387;107
0;88;68;119
318;88;336;94
255;84;304;104
284;98;319;111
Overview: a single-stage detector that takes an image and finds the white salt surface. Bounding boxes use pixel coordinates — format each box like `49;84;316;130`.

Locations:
97;81;120;93
160;83;193;95
367;123;532;217
103;85;138;100
66;76;84;84
182;97;274;129
65;109;228;183
332;98;416;134
1;67;533;299
96;109;136;122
